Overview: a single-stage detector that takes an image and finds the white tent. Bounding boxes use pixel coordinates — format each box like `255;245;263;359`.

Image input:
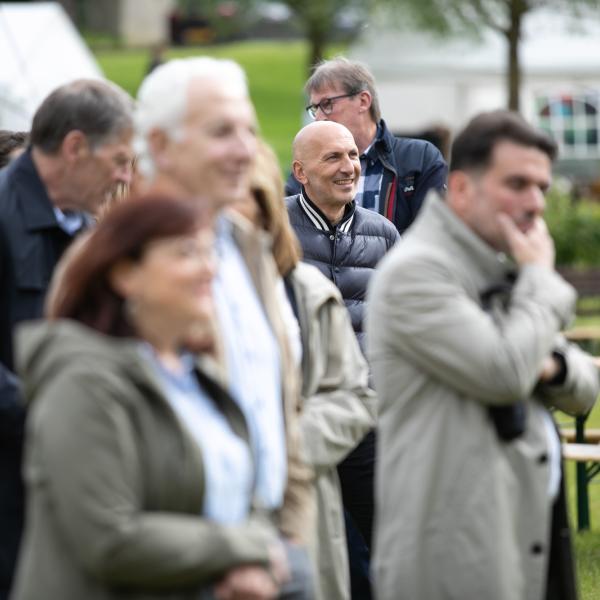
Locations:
350;7;600;172
0;2;103;130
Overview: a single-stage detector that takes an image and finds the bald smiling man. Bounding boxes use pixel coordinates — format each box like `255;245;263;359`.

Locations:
286;120;399;600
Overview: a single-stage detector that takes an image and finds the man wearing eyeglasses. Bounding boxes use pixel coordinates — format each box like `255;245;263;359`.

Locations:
285;57;447;235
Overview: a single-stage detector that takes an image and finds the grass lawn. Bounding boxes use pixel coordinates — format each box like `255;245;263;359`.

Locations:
95;40;325;170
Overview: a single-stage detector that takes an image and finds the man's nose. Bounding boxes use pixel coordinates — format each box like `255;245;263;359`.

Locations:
340;154;354;173
528;185;546;214
234;130;256;162
115;163;132;186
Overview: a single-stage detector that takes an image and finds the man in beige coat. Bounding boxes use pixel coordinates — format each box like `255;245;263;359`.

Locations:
367;110;598;600
135;57;314;599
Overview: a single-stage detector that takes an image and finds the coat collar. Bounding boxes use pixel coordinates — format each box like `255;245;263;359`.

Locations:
374;119;394;155
298;189;355;233
10;148;94;233
413;193;516;290
10;148;59;231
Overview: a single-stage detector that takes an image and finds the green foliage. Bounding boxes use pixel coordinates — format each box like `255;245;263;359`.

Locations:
545;189;600;267
388;0;600;36
384;0;600;110
278;0;369;73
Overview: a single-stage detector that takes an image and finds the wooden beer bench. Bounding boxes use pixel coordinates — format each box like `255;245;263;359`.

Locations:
560;325;600;531
562;443;600;462
560;429;600;443
561;442;600;531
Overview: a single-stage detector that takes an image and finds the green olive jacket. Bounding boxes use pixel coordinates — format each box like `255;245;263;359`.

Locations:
11;320;278;600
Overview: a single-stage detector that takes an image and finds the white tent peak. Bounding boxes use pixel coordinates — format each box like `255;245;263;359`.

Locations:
0;2;103;130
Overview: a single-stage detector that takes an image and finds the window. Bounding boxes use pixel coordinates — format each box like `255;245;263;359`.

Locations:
536;93;600;158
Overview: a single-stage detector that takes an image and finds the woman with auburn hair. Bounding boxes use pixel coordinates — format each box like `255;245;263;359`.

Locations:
230;141;376;600
11;195;286;600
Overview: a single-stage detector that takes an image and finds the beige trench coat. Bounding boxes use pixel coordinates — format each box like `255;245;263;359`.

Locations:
289;262;376;600
367;195;598;600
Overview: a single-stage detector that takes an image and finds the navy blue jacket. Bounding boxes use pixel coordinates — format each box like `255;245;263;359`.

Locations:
0;150;91;597
286;191;399;352
285;119;447;235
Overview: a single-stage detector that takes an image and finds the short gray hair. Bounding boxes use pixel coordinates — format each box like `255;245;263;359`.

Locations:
30;79;133;153
305;57;381;123
135;57;249;177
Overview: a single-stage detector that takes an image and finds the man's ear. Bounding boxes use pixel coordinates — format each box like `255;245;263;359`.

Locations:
61;130;89;163
357;90;372;114
447;170;474;216
147;128;172;169
292;159;308;185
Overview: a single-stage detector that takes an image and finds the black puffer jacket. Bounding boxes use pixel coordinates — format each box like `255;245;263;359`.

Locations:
286;192;399;351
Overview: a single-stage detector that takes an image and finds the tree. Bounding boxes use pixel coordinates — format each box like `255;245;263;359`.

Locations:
391;0;600;112
281;0;372;75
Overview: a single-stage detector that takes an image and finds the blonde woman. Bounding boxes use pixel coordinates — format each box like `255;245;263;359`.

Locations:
231;141;376;600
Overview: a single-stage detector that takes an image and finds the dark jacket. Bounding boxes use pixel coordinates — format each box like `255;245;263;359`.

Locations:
285;120;447;235
0;149;91;598
0;150;92;371
286;192;399;352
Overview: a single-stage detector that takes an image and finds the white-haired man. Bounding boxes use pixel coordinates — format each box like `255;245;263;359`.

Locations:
135;58;314;600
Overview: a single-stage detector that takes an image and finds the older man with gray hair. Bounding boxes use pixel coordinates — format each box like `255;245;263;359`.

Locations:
135;57;315;600
0;78;134;600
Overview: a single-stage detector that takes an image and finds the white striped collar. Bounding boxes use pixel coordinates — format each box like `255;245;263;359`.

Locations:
298;190;355;233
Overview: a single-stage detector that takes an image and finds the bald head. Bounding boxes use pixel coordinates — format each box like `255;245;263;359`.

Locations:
291;121;360;224
292;121;355;162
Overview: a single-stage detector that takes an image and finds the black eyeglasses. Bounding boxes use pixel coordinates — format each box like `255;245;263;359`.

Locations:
305;92;358;119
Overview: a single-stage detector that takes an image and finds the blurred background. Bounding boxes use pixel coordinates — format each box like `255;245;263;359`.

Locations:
1;1;600;595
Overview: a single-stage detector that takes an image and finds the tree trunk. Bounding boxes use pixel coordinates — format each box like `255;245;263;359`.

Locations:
506;0;525;112
307;21;327;76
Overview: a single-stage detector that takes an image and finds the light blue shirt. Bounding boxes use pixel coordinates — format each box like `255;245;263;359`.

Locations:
143;348;253;524
53;207;84;235
213;216;286;511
